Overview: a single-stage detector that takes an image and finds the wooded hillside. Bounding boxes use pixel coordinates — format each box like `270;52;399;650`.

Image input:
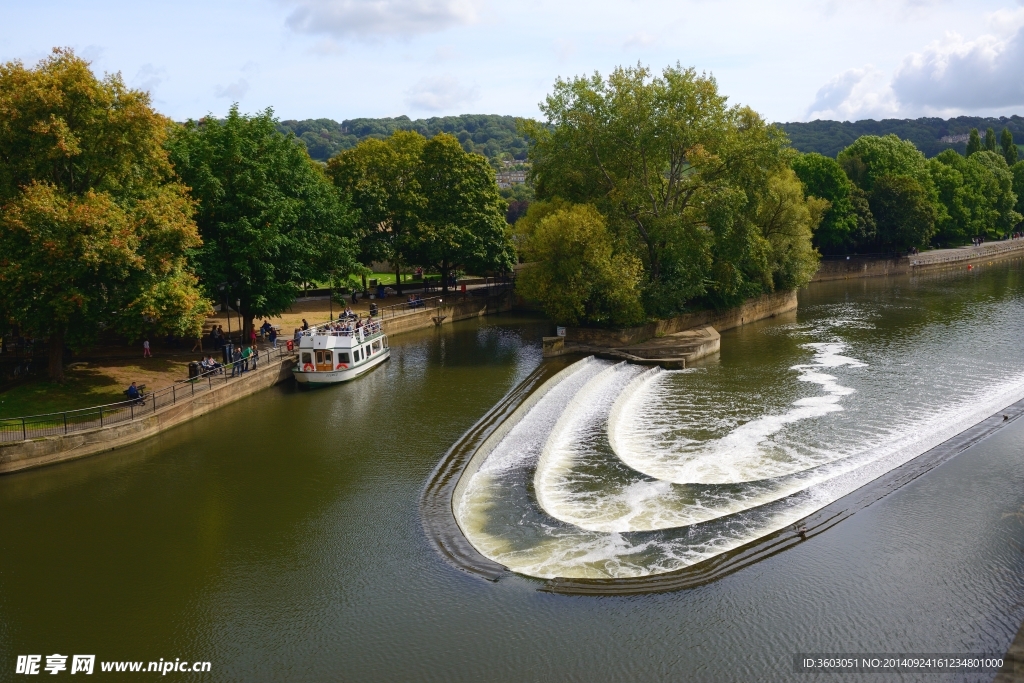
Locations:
780;116;1024;158
277;114;532;161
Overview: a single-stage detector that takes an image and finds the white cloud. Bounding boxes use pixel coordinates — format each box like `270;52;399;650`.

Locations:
806;67;898;121
283;0;479;40
805;9;1024;121
215;79;250;99
405;75;478;111
891;27;1024;110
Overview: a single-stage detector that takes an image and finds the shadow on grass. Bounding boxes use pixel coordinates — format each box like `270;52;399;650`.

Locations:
0;358;189;419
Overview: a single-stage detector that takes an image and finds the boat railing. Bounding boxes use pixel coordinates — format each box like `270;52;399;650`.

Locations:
302;320;384;339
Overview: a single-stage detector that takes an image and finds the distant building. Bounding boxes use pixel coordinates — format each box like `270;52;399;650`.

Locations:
496;170;528;188
940;134;971;144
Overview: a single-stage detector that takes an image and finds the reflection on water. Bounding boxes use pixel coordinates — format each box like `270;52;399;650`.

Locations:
457;266;1024;579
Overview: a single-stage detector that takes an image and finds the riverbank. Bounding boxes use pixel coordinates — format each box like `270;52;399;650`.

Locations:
0;290;516;474
0;351;296;475
812;239;1024;282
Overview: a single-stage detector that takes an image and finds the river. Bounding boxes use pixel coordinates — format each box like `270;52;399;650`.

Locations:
2;264;1024;682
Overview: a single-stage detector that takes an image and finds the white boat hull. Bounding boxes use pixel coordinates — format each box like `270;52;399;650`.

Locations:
293;348;390;385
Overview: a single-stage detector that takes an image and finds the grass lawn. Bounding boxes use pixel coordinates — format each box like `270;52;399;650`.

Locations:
309;272;445;290
0;358;192;419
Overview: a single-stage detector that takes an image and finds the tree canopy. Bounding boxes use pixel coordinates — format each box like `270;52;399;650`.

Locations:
327;131;426;294
167;105;358;336
0;48;208;380
791;153;859;253
522;63;821;322
328;130;514;292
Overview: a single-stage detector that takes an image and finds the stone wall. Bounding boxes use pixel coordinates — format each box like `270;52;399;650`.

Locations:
812;240;1024;282
381;291;514;336
812;256;908;282
565;290;798;348
0;355;295;475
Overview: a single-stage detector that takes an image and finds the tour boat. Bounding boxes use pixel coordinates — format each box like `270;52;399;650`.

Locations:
293;318;390;386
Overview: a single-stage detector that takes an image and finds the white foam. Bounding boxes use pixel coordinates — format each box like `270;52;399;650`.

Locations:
608;343;865;484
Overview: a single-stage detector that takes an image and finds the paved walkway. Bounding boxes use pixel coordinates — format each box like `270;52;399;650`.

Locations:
910;239;1024;267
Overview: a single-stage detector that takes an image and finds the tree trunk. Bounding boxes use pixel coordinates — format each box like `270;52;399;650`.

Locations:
243;316;254;346
48;325;65;383
361;273;367;291
441;261;449;293
395;260;403;295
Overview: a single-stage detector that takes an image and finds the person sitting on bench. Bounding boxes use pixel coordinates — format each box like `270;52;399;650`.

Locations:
126;382;144;405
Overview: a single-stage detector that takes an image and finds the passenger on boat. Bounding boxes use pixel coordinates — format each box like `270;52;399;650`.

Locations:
302;319;309;331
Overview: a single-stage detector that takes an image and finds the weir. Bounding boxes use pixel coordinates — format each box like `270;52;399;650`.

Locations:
424;267;1024;592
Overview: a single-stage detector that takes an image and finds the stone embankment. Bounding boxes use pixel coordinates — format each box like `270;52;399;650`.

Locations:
813;239;1024;282
1;353;295;474
1;290;515;475
543;290;796;368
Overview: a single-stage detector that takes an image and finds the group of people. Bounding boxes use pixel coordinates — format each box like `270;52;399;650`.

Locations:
972;236;987;247
406;294;425;309
229;345;258;377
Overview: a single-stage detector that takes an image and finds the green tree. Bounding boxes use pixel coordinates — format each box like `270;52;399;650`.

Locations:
791;152;858;253
1001;128;1018;166
327;131;426;295
971;151;1021;234
837;134;936;195
754;169;825;289
967;129;982;157
526;64;813;317
985;127;997;152
167;106;358;339
0;48;209;381
848;186;877;248
1012;161;1024;217
932;149;1021;241
868;175;937;250
515;202;644;326
413;133;515;290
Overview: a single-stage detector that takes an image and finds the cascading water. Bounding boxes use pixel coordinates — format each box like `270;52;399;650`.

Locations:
454;276;1024;580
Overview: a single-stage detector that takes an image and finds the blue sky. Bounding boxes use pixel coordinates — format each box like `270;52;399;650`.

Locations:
3;0;1023;124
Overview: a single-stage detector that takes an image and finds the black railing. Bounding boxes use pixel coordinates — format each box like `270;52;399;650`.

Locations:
0;344;296;444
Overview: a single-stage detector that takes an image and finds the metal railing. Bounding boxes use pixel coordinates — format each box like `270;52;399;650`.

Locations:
0;344;296;444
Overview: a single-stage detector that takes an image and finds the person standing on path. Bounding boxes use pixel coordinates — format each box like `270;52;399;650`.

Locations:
231;346;242;377
242;345;252;372
269;327;277;349
251;345;259;370
143;339;151;358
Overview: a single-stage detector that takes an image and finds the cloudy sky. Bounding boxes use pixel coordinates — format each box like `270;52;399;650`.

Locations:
2;0;1023;124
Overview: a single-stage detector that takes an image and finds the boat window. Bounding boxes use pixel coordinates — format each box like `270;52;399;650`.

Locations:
372;340;381;353
354;349;361;362
301;353;312;364
365;345;371;357
323;351;332;364
338;352;350;363
316;351;324;364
